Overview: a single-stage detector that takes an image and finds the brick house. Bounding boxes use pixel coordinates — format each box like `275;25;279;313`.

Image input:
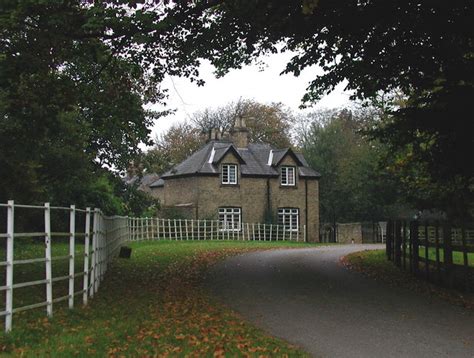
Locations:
149;117;321;241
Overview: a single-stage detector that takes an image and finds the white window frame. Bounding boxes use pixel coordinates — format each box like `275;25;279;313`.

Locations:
281;166;296;186
221;164;238;185
219;207;242;231
278;208;299;232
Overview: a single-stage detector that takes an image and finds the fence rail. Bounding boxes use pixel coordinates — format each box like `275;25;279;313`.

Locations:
386;220;474;291
129;217;306;242
1;202;307;332
0;201;128;332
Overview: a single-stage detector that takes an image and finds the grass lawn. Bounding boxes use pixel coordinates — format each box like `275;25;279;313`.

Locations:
343;249;474;309
416;246;474;266
0;240;323;356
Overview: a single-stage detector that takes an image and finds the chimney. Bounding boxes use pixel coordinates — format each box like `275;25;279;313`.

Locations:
230;115;249;148
207;128;222;142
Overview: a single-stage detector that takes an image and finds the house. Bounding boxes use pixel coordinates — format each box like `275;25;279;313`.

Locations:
148;117;321;241
124;172;160;194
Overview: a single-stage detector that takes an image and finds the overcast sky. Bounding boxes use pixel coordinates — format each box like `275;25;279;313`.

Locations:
149;51;353;141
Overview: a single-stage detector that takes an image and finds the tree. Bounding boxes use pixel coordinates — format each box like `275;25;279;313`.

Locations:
297;108;406;223
141;99;295;175
0;1;167;206
141;122;204;175
3;1;471;217
154;0;473;218
192;99;295;148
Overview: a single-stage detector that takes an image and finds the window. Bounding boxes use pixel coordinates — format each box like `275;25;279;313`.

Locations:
222;164;238;185
278;208;299;231
281;166;295;186
219;207;241;231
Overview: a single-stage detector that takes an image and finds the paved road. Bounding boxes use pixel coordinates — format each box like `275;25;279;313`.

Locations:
205;245;474;357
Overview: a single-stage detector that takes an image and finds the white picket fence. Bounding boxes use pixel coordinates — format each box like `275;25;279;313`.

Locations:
129;217;306;242
0;202;306;332
0;201;128;332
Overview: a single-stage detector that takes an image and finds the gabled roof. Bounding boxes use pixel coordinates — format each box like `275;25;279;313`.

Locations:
270;148;305;167
153;140;321;183
211;144;245;165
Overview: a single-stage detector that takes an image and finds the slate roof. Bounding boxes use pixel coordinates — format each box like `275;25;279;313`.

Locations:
150;140;320;187
125;173;160;189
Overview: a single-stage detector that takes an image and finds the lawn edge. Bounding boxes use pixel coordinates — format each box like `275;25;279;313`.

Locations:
341;249;474;310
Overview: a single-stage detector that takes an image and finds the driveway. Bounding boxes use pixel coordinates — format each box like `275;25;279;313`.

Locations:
205;245;474;357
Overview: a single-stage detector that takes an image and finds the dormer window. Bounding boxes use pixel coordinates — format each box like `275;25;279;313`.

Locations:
222;164;238;185
281;166;295;186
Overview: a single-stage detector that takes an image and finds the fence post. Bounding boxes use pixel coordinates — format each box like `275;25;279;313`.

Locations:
185;219;189;240
44;202;53;317
83;207;91;305
386;220;393;260
68;205;76;309
98;213;103;287
147;217;150;240
434;221;441;281
131;217;134;241
5;200;14;332
394;221;402;267
424;221;430;280
461;224;469;290
90;209;98;297
402;221;407;270
443;223;453;287
411;220;419;275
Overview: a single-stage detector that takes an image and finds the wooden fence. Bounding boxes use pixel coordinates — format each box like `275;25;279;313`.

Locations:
129;217;307;242
0;201;128;332
0;203;307;332
385;220;474;291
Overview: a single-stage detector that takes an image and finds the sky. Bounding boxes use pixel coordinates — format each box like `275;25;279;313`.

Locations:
149;51;353;141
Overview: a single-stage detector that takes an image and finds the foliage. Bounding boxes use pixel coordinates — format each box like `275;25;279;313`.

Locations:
0;240;317;356
159;206;190;220
141;99;295;175
2;0;471;217
296;107;407;222
192;98;295;148
141;122;204;175
371;88;474;220
0;1;167;206
158;1;471;103
155;0;473;218
115;178;161;217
